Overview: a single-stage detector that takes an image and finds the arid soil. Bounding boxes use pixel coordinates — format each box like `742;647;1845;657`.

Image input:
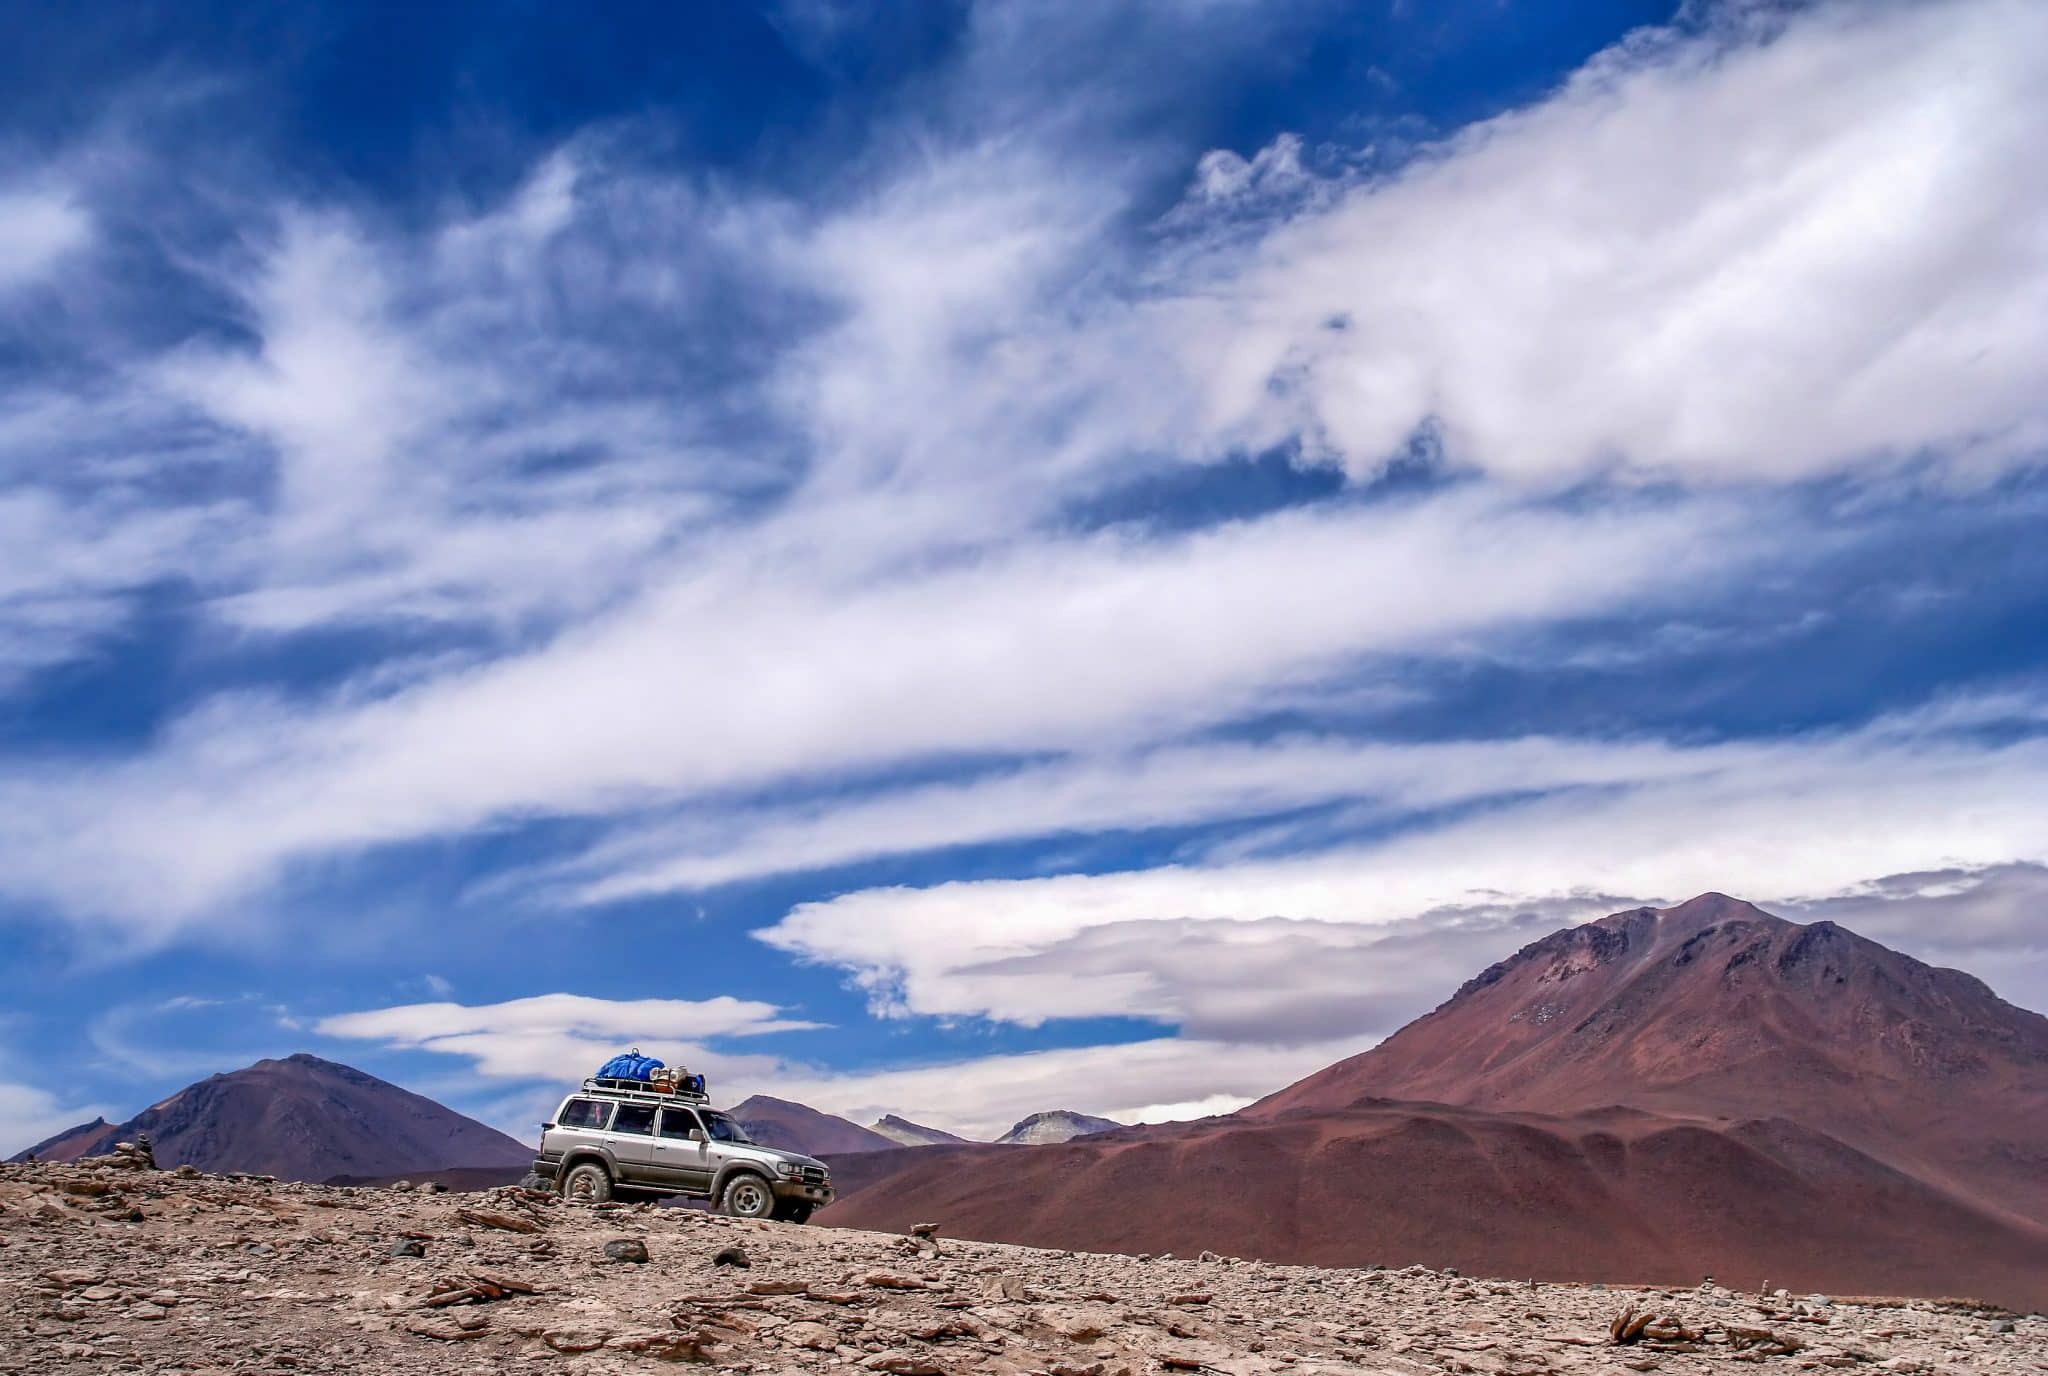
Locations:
2;1159;2040;1376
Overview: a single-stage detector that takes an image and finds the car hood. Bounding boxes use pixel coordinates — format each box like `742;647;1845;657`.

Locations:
744;1144;826;1171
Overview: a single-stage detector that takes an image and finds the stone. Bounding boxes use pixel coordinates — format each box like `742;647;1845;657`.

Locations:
603;1237;650;1263
713;1243;753;1268
982;1273;1028;1302
864;1270;926;1289
780;1321;840;1349
543;1328;610;1353
387;1239;425;1258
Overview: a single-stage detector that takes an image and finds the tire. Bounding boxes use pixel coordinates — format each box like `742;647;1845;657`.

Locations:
771;1199;814;1225
561;1161;612;1205
719;1172;775;1220
516;1169;546;1192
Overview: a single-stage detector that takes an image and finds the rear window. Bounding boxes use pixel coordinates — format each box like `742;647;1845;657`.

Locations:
558;1098;610;1130
611;1104;657;1136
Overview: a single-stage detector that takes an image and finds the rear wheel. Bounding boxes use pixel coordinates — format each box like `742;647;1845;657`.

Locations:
719;1172;775;1219
771;1199;814;1224
561;1161;612;1205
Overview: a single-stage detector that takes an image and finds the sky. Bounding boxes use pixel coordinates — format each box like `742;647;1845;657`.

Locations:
2;0;2046;1153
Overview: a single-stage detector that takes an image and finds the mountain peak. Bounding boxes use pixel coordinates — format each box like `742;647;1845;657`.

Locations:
996;1109;1123;1145
868;1114;970;1147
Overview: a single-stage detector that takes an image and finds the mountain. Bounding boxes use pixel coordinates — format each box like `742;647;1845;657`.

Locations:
14;1116;121;1163
824;895;2048;1309
728;1096;897;1155
6;1054;533;1182
1252;892;2048;1223
996;1109;1123;1145
868;1114;970;1147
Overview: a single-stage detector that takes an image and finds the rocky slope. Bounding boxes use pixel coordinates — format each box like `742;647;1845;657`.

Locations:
996;1110;1124;1145
7;1054;532;1183
869;1114;971;1147
731;1095;899;1155
826;896;2048;1308
3;1156;2038;1375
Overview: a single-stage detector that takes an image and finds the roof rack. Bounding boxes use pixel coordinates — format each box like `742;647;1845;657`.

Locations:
582;1076;710;1104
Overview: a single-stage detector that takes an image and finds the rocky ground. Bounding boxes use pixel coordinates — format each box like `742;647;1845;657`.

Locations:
1;1158;2040;1376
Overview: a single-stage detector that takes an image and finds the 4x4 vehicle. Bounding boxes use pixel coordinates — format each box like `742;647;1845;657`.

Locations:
530;1077;832;1222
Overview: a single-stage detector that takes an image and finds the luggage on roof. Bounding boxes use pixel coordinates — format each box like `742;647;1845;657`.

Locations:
596;1049;665;1082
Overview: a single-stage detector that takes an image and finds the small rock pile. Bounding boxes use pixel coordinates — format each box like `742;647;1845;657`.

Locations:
0;1158;2039;1375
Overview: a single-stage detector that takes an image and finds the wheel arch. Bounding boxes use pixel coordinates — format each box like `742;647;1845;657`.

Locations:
559;1148;615;1179
712;1161;775;1197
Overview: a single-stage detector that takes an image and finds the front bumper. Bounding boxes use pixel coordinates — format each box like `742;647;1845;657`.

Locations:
773;1175;833;1205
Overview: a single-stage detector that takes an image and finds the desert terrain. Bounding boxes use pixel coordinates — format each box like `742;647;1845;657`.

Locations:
1;1155;2040;1376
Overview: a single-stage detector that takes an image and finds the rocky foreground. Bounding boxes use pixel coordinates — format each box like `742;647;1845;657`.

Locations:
0;1159;2040;1376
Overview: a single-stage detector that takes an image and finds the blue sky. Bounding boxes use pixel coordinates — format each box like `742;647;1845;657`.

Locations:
3;0;2047;1151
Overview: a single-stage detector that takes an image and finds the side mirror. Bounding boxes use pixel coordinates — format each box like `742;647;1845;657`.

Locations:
689;1128;706;1142
541;1122;555;1131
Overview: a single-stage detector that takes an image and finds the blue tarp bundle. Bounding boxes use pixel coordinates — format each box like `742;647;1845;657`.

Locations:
597;1051;665;1082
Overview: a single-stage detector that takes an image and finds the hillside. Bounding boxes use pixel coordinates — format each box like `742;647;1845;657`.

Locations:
6;1054;532;1182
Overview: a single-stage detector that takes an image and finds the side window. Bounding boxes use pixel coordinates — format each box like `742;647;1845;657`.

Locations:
611;1103;658;1136
558;1098;610;1130
658;1108;701;1140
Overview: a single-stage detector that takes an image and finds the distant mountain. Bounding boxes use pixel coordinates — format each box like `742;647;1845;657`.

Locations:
825;895;2048;1310
996;1109;1123;1145
6;1054;533;1182
728;1095;897;1155
868;1114;970;1147
14;1117;121;1163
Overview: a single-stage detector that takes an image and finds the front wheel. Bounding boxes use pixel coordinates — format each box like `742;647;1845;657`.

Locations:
771;1199;814;1224
561;1161;613;1205
719;1173;775;1219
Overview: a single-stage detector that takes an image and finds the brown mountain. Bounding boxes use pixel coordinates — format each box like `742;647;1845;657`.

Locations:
1252;892;2048;1224
14;1117;122;1163
7;1054;533;1182
729;1096;898;1156
825;895;2048;1309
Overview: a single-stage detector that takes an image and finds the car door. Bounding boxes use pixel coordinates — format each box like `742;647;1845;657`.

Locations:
654;1107;713;1192
603;1102;659;1182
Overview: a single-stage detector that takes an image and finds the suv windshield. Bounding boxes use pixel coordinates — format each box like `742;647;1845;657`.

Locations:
700;1110;751;1144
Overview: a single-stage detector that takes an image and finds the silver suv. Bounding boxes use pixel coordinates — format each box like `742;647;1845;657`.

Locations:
531;1081;833;1222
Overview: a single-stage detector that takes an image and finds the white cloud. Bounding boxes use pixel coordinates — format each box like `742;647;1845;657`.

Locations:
0;489;1753;933
0;186;88;293
548;731;1769;903
316;989;1358;1141
760;693;2048;1033
1151;0;2048;486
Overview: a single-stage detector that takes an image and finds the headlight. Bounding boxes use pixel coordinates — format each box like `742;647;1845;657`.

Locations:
774;1161;800;1178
